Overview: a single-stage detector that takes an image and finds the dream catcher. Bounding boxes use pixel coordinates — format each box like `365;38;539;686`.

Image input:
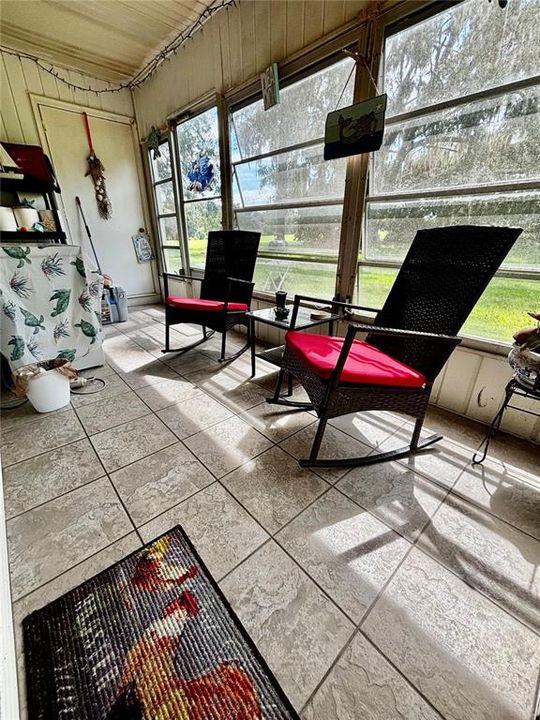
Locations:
82;112;112;220
187;155;214;193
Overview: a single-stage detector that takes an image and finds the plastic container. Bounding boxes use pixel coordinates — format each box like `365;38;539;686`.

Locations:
26;366;70;412
0;206;17;231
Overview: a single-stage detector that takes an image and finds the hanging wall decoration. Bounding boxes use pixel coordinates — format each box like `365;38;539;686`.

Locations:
261;63;280;111
324;49;387;161
82;112;112;220
147;126;162;160
187;155;214;193
132;228;155;263
324;94;387;161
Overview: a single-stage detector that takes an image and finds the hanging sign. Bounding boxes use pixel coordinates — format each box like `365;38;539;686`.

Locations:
261;63;280;111
132;228;155;263
324;93;387;161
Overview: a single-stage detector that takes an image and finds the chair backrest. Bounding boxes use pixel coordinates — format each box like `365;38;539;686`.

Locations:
368;225;522;380
200;230;261;305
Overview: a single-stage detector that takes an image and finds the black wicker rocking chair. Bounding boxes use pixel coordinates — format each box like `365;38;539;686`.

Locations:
268;225;522;468
162;230;260;361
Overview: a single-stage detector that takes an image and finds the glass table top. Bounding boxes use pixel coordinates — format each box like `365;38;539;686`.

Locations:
246;305;340;330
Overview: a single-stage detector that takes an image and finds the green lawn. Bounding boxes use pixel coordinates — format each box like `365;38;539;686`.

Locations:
164;237;538;344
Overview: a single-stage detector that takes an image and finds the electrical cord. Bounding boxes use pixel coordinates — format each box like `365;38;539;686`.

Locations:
70;377;106;395
0;396;28;410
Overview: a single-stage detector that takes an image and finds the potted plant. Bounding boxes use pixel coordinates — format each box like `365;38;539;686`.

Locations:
508;312;540;390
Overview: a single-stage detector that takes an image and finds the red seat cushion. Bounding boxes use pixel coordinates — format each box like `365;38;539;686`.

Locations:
286;331;426;387
166;296;248;312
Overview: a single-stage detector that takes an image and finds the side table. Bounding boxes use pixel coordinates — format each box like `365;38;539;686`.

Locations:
472;376;540;464
245;306;340;379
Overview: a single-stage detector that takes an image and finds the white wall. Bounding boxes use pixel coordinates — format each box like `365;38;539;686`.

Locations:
0;55;160;305
0;53;134;144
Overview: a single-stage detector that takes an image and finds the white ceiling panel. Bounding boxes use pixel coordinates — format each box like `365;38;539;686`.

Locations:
0;0;215;81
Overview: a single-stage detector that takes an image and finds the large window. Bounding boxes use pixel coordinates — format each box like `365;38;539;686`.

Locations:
149;139;183;274
362;0;540;343
150;106;222;274
231;56;356;297
176;107;222;271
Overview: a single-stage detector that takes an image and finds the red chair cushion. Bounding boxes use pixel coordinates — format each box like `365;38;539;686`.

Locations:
166;296;248;312
286;331;426;387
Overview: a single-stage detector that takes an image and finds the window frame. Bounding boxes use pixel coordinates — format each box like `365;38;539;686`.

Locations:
148;134;187;276
172;101;225;276
228;49;359;301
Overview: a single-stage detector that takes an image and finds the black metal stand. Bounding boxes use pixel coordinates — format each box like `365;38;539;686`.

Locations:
472;377;540;464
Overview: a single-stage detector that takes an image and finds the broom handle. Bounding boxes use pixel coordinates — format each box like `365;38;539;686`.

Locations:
75;196;102;274
82;112;94;154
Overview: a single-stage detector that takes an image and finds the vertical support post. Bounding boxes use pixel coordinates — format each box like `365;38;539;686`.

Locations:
218;94;234;230
334;15;385;305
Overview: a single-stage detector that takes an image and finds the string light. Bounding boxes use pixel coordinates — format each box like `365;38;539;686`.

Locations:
0;0;236;95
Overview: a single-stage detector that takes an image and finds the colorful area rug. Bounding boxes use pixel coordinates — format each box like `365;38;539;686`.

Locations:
23;526;299;720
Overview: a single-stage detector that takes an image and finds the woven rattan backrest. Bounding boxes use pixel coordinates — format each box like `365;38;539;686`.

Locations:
200;230;261;304
367;225;522;380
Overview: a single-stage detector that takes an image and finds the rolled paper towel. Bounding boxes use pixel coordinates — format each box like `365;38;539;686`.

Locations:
0;206;17;231
13;207;39;229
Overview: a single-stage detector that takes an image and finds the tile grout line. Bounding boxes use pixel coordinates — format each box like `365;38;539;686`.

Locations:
4;314;539;719
76;398;146;546
532;666;540;720
107;474;145;546
360;629;448;720
6;473;109;523
216;536;274;586
296;527;427;716
12;531;140;607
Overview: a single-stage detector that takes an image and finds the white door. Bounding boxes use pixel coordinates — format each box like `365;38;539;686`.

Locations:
36;101;158;301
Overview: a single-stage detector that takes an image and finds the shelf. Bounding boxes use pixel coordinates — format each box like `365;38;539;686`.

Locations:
0;231;66;242
0;176;58;193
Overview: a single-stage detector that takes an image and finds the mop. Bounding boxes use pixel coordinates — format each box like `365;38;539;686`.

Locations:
75;196;114;323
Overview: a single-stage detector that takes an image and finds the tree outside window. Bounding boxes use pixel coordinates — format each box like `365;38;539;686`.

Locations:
363;0;539;343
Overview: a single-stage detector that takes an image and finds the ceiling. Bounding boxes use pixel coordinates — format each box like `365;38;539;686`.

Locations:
0;0;216;82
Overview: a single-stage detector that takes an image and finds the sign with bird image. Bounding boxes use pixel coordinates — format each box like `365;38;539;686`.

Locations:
324;93;387;160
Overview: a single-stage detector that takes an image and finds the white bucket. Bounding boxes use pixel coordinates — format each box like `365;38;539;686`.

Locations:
26;368;70;413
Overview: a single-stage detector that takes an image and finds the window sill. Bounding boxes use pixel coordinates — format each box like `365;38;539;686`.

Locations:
252;290;511;357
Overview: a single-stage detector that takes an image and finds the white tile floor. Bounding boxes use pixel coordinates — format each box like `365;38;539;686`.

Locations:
2;305;539;720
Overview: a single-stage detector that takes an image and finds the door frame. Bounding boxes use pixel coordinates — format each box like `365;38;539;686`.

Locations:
29;94;161;302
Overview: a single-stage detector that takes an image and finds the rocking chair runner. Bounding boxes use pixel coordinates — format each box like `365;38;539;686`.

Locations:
268;225;522;468
162;230;260;361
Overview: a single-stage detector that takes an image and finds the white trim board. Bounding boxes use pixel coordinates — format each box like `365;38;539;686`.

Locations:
0;462;19;720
